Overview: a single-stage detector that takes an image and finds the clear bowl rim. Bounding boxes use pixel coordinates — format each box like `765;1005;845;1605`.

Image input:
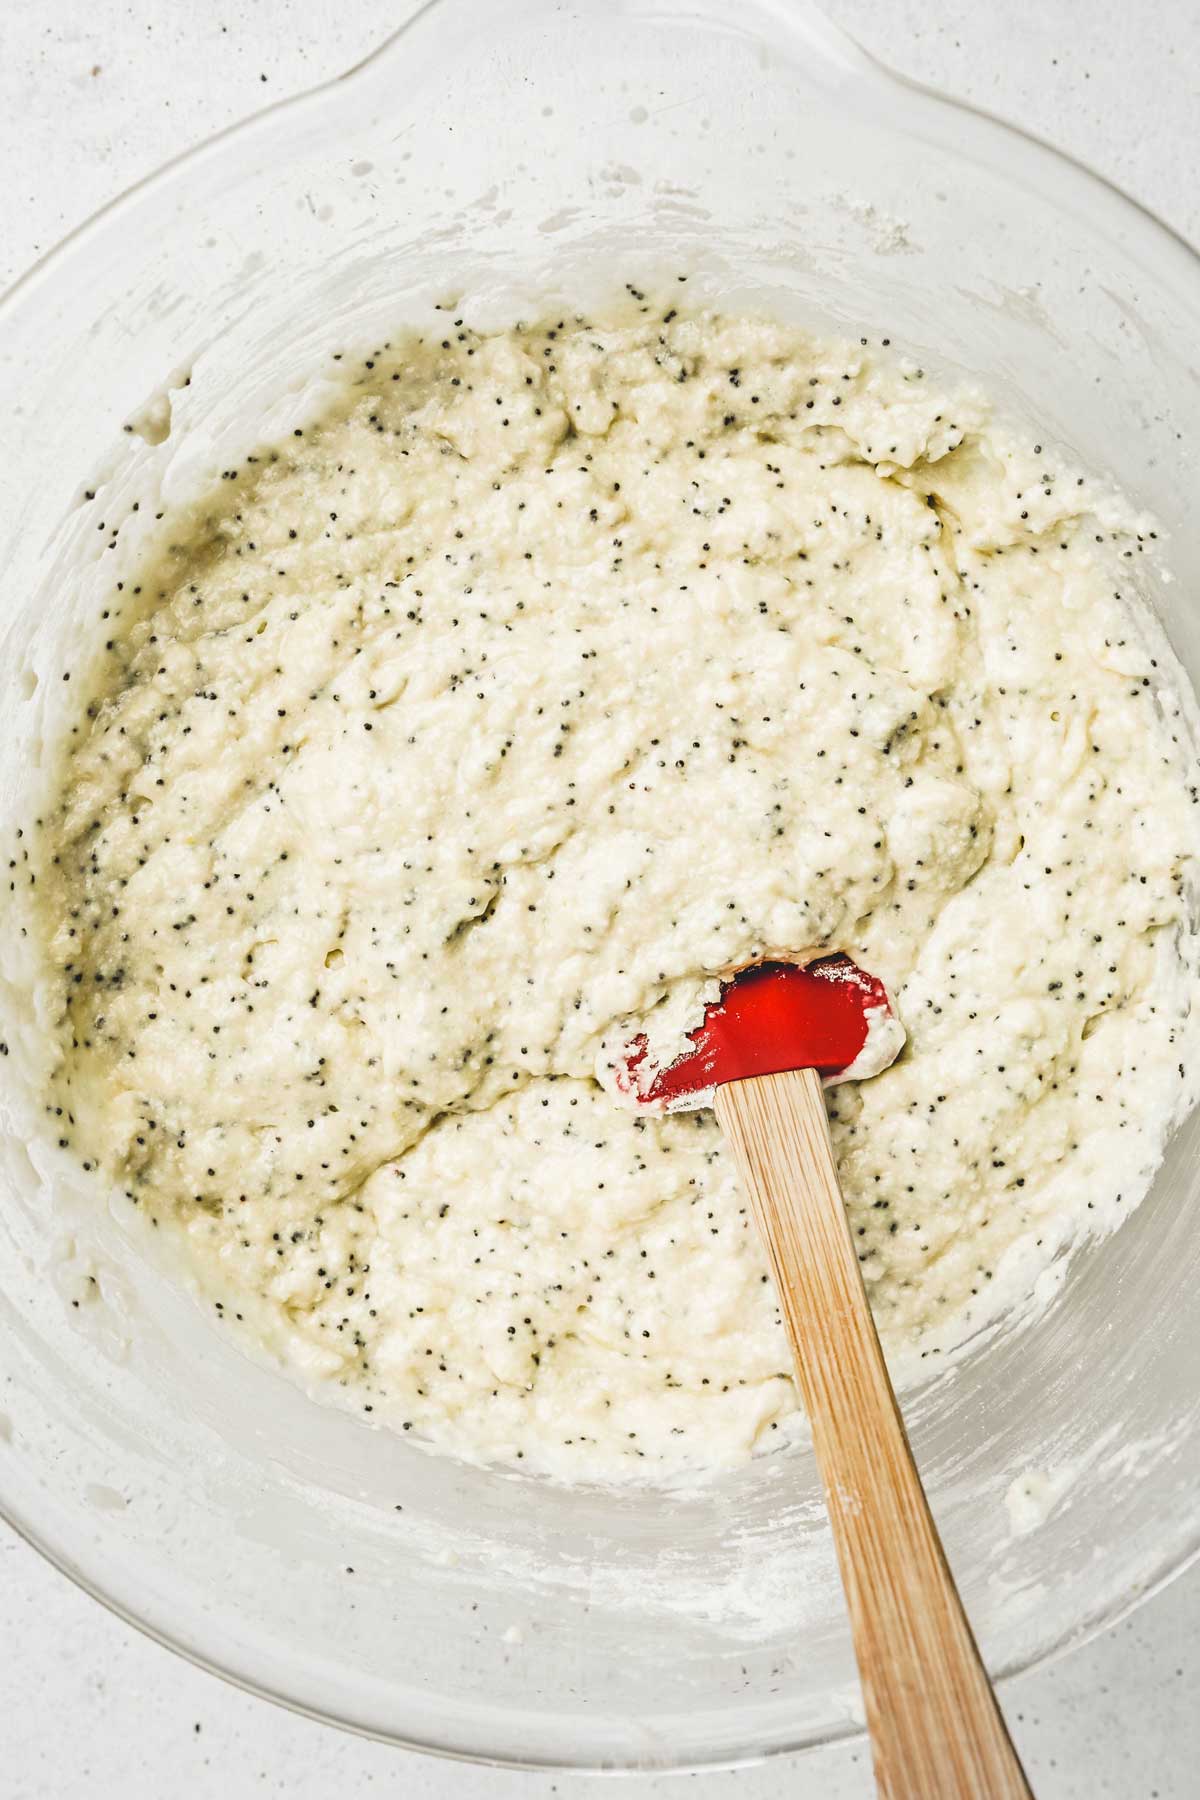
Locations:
2;0;1199;1771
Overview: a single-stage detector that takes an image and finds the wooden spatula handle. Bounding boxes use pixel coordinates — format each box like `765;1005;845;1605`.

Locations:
715;1067;1033;1800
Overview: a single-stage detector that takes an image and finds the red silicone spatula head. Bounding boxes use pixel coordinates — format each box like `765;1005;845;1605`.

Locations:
612;954;904;1113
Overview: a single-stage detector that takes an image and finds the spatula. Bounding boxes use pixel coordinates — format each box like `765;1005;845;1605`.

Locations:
612;956;1034;1800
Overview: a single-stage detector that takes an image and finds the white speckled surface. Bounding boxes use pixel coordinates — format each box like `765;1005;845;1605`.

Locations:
2;3;1198;1794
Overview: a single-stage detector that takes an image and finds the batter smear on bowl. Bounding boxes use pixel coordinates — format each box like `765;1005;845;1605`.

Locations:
33;299;1200;1477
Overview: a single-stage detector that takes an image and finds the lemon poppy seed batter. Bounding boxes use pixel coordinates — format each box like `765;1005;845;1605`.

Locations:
37;303;1200;1477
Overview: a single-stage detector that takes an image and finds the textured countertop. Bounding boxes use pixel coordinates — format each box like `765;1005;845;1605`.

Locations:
2;3;1197;1794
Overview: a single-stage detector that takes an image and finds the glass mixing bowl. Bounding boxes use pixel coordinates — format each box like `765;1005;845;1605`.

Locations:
1;0;1198;1772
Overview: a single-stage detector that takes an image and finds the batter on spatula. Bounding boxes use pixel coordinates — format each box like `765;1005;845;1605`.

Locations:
28;296;1200;1477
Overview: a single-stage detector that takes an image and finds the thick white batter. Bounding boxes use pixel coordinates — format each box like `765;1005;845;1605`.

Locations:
37;301;1200;1478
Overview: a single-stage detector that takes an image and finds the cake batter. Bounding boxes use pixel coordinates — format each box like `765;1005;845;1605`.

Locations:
35;300;1200;1476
